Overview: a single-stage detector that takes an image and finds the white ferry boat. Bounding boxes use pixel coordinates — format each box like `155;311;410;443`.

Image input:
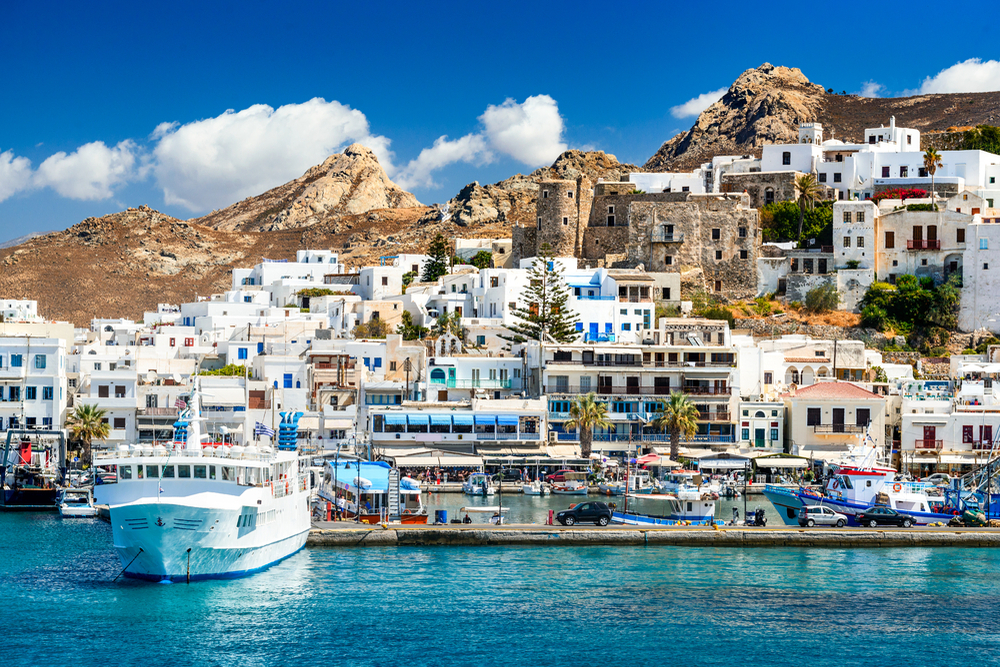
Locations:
93;380;311;582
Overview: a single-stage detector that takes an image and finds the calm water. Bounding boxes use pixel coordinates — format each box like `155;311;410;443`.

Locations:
4;512;1000;666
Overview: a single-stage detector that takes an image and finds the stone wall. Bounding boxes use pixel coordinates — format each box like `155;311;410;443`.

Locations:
511;225;536;267
721;171;802;208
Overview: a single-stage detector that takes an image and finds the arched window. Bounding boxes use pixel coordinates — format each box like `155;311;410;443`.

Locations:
755;411;766;418
431;368;446;382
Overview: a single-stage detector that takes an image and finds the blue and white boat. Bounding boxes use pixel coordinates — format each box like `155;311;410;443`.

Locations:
462;472;495;496
613;489;717;524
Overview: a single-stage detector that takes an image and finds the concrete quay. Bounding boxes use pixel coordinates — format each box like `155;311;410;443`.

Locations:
306;523;1000;548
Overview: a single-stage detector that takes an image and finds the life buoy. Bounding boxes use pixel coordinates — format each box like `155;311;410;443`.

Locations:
285;482;290;495
892;483;902;493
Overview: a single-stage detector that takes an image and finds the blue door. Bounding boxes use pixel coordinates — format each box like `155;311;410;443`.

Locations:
589;323;598;337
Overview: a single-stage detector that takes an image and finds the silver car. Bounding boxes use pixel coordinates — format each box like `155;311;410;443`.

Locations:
798;505;848;527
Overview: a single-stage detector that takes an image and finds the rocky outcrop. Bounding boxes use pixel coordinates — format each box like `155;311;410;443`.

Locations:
193;144;420;232
648;63;1000;171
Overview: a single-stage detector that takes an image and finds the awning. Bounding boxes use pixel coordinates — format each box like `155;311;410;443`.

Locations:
383;414;406;425
430;414;452;426
393;452;484;467
497;415;519;426
938;454;978;465
474;415;496;426
755;457;809;468
407;414;429;425
324;418;354;430
477;446;546;456
699;457;753;470
547;444;581;459
452;414;474;426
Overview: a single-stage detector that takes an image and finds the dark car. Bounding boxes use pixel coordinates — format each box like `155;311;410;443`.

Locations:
857;506;915;528
546;469;576;483
493;469;523;483
556;502;613;526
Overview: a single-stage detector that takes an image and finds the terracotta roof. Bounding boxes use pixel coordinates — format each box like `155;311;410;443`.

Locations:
782;381;881;400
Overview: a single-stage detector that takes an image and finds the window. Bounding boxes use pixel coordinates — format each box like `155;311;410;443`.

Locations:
881;166;890;178
964;425;974;443
782;151;791;165
169;338;176;347
608;205;614;214
958;228;965;243
712;228;721;240
738;227;747;238
195;465;207;479
34;355;46;369
536;216;541;229
985;263;990;270
562;217;569;226
843;236;851;247
567;191;574;199
25;387;36;400
919;168;927;177
115;385;126;398
283;373;293;389
819;173;827;183
714;280;722;292
715;250;722;260
856;408;870;427
665;256;672;266
237;347;248;360
476;335;486;346
621;323;631;331
381;276;388;286
114;417;126;429
843;211;851;223
885;231;894;248
740;249;748;260
98;385;109;398
770;428;779;441
542;190;548;199
764;188;774;205
244;295;252;303
869;135;876;145
857;237;864;248
42;387;52;400
184;338;194;347
8;387;18;402
10;354;21;368
764;372;773;385
889;274;897;284
607;215;615;226
856;211;865;223
922;259;928;266
907;135;912;145
121;466;133;480
833;173;841;183
981;238;989;250
742;428;750;441
900;166;908;177
806;408;821;426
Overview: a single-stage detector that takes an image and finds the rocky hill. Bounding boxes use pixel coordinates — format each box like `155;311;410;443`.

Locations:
192;143;421;232
647;63;1000;170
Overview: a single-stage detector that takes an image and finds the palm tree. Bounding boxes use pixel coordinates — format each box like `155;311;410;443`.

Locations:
66;403;110;466
564;392;611;459
924;147;943;208
795;173;823;246
651;392;700;461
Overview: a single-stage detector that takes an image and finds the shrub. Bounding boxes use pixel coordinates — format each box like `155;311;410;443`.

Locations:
845;260;860;269
860;304;888;330
804;284;839;313
905;203;935;212
871;188;928;204
296;288;335;298
789;301;802;310
701;305;734;328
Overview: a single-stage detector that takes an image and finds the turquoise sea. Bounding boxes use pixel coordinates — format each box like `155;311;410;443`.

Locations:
4;511;1000;667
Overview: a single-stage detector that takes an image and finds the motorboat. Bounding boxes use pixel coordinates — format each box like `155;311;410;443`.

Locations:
600;471;650;496
458;506;509;524
92;378;311;582
317;461;427;524
621;488;717;522
462;472;495;496
653;470;721;498
521;480;549;496
58;487;98;518
0;430;67;510
552;471;589;496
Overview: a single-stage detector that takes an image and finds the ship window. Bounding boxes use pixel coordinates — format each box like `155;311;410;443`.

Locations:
222;466;234;481
195;465;207;479
120;465;132;480
137;466;144;479
162;465;175;478
178;465;191;478
146;465;158;478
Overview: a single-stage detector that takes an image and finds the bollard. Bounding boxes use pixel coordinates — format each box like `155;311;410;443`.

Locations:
548;509;554;526
326;502;332;522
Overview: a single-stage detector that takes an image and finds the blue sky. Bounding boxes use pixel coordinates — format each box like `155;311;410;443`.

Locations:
1;0;998;243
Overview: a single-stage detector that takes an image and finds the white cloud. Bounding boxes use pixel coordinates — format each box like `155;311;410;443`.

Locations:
393;134;491;190
394;95;568;190
34;140;137;200
919;58;1000;94
151;98;390;212
0;150;33;202
670;87;728;118
858;81;884;98
480;95;567;166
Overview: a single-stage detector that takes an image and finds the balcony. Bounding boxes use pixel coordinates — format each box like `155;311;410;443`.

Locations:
813;424;866;434
651;231;685;243
582;333;616;343
546;385;672;396
138;407;178;417
697;412;731;422
682;385;731;395
915;439;943;450
907;239;941;250
575;295;615;301
430;378;512;389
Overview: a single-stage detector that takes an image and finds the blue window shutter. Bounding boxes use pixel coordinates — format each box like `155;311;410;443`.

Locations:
374;358;382;368
283;374;293;389
257;342;264;354
575;323;583;332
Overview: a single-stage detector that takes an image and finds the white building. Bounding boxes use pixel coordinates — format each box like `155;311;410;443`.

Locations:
0;337;67;434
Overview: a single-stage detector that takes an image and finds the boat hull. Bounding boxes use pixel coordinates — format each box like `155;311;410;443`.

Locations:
108;501;309;582
762;485;961;526
612;511;715;526
552;487;588;496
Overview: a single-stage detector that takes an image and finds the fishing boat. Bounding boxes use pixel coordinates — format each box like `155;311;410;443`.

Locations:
652;469;720;497
462;472;495;496
92;378;312;582
599;471;650;496
0;430;66;510
317;460;427;524
552;471;589;495
58;487;98;518
620;488;717;522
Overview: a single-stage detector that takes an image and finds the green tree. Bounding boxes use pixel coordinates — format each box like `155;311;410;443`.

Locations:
761;201;832;243
431;311;467;342
651;392;700;461
401;271;417;288
502;243;579;344
66;403;110;466
563;393;611;459
795;173;824;246
396;310;428;341
422;234;451;282
924;148;943;205
352;318;389;339
804;284;839;313
959;125;1000;155
470;250;492;269
202;363;250;377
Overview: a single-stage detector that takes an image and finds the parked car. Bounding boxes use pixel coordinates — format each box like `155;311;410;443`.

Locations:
492;469;523;483
556;501;612;526
921;473;952;486
546;469;576;483
857;506;915;528
798;505;848;528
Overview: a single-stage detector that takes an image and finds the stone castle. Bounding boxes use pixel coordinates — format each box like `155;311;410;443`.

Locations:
513;178;760;300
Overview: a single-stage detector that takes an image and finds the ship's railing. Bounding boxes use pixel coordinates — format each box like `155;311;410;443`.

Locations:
94;446;278;463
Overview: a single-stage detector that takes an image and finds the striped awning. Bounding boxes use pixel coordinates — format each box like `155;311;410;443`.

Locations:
452;414;474;426
407;414;429;425
430;414;452;426
383;414;406;425
497;415;518;426
474;415;496;426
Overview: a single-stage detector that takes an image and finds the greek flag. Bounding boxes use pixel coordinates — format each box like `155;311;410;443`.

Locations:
254;421;275;438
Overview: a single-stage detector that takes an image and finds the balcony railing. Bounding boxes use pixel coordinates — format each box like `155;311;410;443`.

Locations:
915;439;943;450
560;432;736;444
813;424;866;434
547;385;672;396
907;239;941;250
546;359;735;368
575;295;615;301
138;407;178;417
682;385;731;395
430;378;512;389
697;412;731;422
651;232;685;243
582;333;616;343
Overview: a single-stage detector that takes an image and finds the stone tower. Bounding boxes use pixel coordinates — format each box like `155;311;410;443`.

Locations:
535;176;592;257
